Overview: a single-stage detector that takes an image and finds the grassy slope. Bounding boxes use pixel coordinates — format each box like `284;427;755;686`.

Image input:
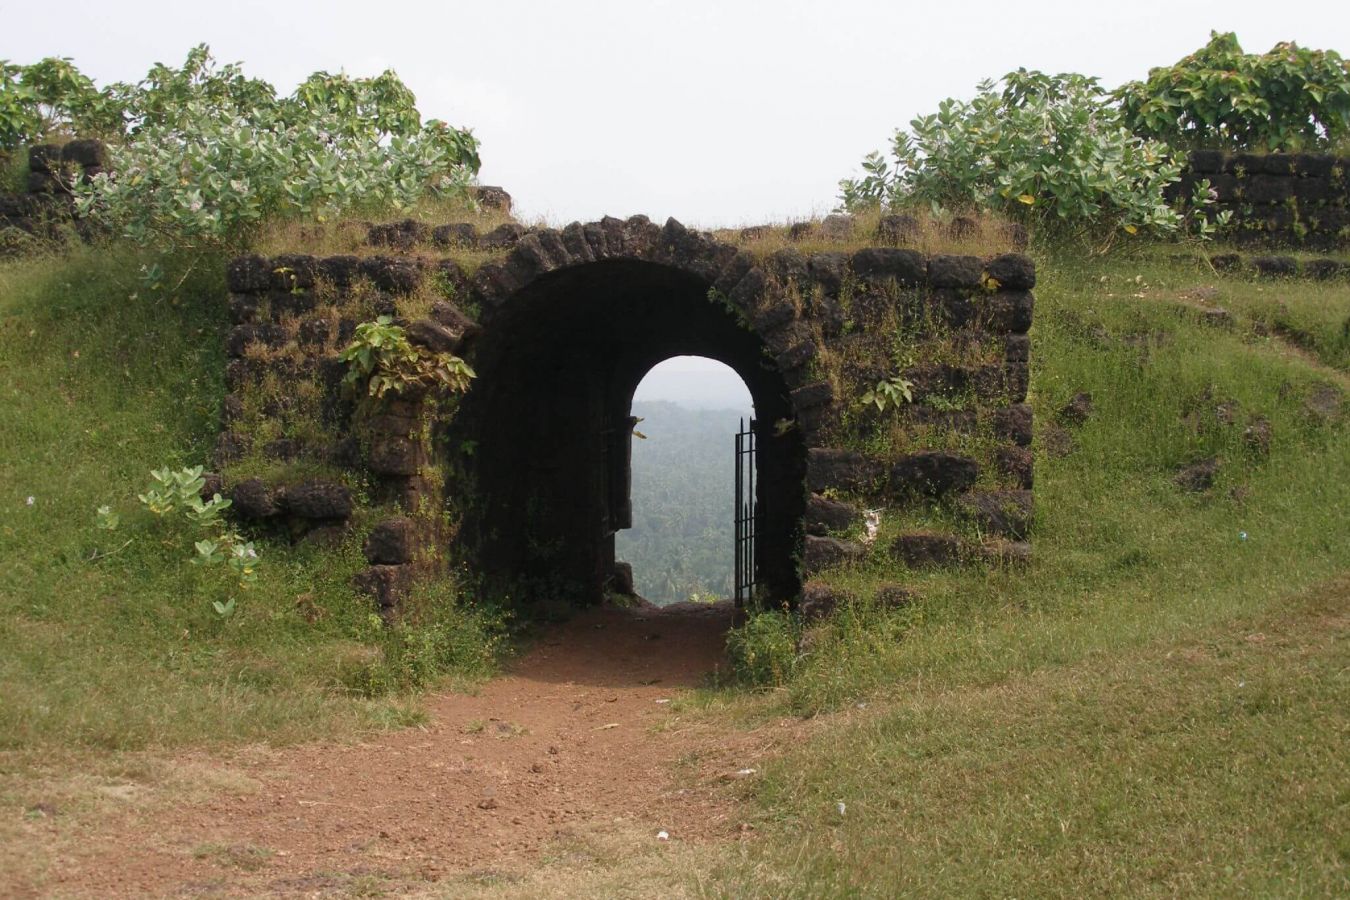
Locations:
0;247;488;756
699;247;1350;896
0;238;1345;896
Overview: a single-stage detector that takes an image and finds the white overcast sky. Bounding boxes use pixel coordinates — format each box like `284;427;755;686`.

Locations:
4;0;1347;229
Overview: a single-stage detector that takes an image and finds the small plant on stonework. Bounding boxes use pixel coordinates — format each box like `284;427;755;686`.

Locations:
860;375;914;412
1179;178;1234;240
339;315;475;401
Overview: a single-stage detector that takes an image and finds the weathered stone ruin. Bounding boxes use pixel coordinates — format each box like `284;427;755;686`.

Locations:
217;211;1037;613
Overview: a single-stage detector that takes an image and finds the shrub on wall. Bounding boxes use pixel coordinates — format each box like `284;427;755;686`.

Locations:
839;70;1191;241
1;46;480;251
1115;32;1350;153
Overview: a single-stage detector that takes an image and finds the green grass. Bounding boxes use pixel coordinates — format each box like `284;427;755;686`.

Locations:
714;579;1348;898
731;247;1348;711
0;234;1345;897
0;244;500;754
702;245;1349;896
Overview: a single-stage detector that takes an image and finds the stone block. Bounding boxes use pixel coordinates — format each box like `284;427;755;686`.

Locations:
353;564;414;611
889;452;979;498
269;253;318;289
876;214;919;245
363;516;418;565
958;490;1033;538
1244;175;1294;205
800;580;845;621
1252;256;1298;277
850;248;926;285
432;222;478;247
890;532;963;568
978;290;1034;333
981;539;1032;567
753;299;797;335
469;185;512;212
984;253;1036;290
1058;391;1094;426
805;493;861;536
928;254;984;289
281;480;354;521
803;535;865;574
807;448;880;492
610;561;635;595
874;582;917;608
406;318;462;354
360;256;423;294
225;322;287;358
1174;457;1220;492
61;139;108;169
369;436;424;476
230;478;278;520
226;255;272;293
317;255;361;287
995;446;1034;489
993;403;1034;446
296;318;331;347
806;252;848;293
820;214;854;240
27;144;62;174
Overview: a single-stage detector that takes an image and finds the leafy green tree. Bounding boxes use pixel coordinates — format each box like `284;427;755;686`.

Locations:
840;69;1191;240
1115;32;1350;152
2;46;480;251
0;56;124;156
68;45;480;251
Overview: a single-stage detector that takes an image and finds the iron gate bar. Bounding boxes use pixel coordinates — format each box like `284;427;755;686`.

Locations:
734;418;757;605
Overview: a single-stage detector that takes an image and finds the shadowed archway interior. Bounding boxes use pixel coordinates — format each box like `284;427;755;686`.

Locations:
452;258;806;605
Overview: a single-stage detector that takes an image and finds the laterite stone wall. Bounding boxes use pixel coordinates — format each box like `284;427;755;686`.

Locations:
218;213;1037;613
0;140;108;249
1175;150;1350;249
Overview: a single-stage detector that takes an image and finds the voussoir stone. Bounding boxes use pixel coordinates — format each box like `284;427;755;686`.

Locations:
406;318;462;354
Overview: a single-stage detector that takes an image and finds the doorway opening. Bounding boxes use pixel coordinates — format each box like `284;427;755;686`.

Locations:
617;356;752;605
449;257;806;608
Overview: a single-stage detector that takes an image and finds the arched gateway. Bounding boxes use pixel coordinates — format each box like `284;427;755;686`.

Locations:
452;220;807;604
219;213;1036;615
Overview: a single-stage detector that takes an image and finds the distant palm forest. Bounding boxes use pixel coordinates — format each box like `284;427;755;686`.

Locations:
618;400;750;604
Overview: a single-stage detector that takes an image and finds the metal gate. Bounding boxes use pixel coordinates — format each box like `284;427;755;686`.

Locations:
734;418;757;605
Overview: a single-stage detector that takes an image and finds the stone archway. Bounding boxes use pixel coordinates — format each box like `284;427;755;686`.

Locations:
219;213;1036;619
449;218;808;605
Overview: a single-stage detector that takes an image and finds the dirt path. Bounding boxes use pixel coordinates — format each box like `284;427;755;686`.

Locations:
33;601;772;898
